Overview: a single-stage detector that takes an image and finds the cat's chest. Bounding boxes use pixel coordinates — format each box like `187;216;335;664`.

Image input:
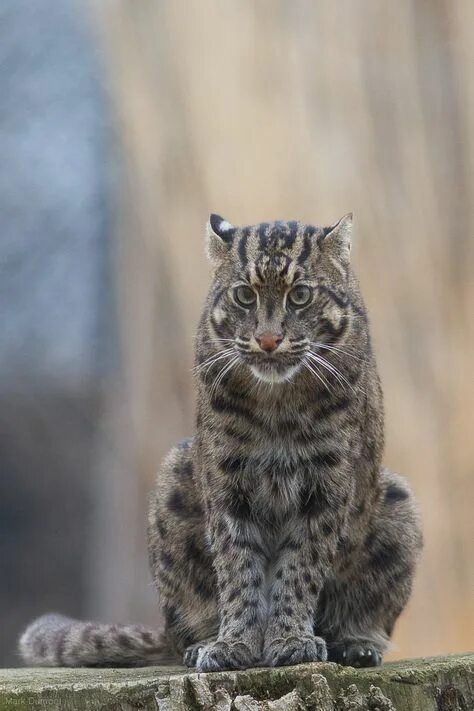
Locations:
245;439;309;517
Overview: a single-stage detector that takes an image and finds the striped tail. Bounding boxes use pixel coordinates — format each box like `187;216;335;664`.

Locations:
19;613;178;667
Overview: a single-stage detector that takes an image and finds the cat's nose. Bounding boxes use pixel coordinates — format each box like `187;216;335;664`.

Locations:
256;332;283;353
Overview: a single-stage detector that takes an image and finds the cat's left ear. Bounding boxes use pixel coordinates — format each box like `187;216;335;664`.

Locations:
322;213;353;260
206;214;235;264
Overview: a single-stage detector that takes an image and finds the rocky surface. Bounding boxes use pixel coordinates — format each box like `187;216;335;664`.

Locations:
0;654;472;710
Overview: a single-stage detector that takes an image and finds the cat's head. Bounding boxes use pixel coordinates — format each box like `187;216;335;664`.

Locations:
204;213;356;384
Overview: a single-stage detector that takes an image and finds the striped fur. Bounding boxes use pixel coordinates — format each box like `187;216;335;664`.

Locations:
19;614;174;667
20;215;422;671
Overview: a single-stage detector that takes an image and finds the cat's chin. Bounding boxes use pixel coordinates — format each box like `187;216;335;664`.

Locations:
249;363;301;384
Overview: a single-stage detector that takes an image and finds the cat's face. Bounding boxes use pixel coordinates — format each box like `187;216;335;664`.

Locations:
205;214;354;384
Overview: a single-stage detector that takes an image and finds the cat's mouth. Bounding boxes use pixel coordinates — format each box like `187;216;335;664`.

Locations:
249;362;301;384
234;344;305;384
244;356;302;384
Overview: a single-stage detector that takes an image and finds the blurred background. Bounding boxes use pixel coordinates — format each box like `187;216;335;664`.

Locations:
1;0;473;666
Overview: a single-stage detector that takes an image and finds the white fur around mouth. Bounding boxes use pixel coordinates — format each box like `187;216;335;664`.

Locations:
250;364;301;384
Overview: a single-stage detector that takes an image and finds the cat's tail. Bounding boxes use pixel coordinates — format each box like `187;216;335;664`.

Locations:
19;613;179;667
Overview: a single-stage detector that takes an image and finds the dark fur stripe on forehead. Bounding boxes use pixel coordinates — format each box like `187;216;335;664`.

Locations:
253;221;302;256
238;227;250;266
258;223;270;251
254;251;293;281
231;220;336;276
298;225;316;264
277;252;292;278
286;221;299;248
267;222;288;250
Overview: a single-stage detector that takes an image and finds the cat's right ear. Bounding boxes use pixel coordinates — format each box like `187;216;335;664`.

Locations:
206;214;235;264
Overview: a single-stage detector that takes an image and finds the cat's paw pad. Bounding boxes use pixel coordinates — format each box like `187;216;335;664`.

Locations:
264;635;327;667
196;639;259;672
329;640;382;667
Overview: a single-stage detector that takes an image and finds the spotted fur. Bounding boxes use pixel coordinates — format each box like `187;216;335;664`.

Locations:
20;214;422;671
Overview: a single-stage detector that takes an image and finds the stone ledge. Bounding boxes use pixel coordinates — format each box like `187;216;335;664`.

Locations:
0;654;472;710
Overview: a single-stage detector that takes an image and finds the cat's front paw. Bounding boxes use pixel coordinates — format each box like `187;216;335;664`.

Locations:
196;639;260;672
328;640;382;667
263;634;327;667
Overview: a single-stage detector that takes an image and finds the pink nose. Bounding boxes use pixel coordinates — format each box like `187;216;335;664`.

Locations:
256;332;283;353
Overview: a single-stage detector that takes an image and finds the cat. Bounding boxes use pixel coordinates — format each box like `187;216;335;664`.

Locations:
20;214;422;671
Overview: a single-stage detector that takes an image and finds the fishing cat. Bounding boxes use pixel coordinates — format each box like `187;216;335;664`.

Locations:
20;214;422;671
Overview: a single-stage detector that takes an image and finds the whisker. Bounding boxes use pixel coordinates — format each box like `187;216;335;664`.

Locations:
193;348;235;374
209;355;240;400
307;351;356;394
311;341;366;363
198;338;236;345
302;357;333;396
194;347;235;370
307;351;349;385
307;355;346;395
307;351;364;398
304;359;333;395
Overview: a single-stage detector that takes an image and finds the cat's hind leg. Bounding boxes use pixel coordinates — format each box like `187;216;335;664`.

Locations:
317;469;422;667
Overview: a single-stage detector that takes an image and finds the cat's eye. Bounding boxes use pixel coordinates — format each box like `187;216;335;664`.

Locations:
234;285;257;308
288;285;313;308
